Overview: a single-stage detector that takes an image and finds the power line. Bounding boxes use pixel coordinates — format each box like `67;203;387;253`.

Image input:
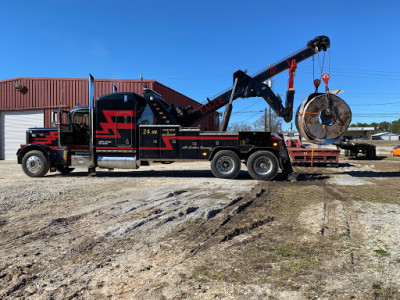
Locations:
350;101;400;106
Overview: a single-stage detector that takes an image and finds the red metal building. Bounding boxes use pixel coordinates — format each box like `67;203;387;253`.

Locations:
0;77;219;159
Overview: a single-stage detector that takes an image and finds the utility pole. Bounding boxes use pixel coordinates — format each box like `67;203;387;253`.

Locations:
264;108;267;132
268;106;272;132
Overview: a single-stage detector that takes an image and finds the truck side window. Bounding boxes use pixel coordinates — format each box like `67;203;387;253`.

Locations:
73;113;89;127
137;104;154;125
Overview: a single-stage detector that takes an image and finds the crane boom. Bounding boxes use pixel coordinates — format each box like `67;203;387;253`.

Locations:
175;35;330;128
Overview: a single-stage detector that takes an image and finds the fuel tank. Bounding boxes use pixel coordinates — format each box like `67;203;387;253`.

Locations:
295;93;352;145
97;156;140;169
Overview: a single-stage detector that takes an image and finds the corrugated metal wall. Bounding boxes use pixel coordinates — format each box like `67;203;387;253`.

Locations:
0;77;218;130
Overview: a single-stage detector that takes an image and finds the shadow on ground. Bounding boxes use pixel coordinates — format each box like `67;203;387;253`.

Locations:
48;169;255;180
345;171;400;178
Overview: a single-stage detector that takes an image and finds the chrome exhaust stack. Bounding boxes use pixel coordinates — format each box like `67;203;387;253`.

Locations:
88;74;96;172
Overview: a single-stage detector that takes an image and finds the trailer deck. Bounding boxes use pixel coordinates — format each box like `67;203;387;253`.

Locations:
286;139;340;166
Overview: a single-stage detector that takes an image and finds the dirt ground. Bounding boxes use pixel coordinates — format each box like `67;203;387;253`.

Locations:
1;155;400;299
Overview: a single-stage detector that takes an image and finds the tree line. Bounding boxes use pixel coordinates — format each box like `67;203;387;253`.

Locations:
226;112;282;133
350;120;400;135
226;113;400;136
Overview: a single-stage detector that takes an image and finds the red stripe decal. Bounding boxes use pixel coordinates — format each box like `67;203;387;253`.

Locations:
30;131;58;144
140;136;238;151
95;110;136;138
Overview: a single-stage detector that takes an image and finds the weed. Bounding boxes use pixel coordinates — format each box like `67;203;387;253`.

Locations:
270;248;297;258
374;249;389;257
306;282;326;298
372;282;395;299
289;257;319;271
369;195;385;202
192;265;210;283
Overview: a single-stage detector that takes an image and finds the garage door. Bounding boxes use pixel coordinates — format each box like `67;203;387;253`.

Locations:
0;110;44;160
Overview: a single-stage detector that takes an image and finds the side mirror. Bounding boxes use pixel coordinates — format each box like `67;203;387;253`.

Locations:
51;110;59;126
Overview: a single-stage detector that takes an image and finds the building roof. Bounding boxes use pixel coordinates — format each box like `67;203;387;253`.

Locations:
371;132;399;137
347;127;375;131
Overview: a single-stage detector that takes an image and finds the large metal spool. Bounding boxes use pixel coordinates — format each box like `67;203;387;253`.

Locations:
295;93;352;145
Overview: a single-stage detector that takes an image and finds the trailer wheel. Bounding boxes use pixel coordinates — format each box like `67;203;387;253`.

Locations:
56;166;74;174
211;150;241;179
22;150;50;177
247;151;279;181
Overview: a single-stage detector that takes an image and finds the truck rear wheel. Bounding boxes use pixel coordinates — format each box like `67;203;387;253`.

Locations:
22;150;50;177
247;151;279;181
211;150;241;179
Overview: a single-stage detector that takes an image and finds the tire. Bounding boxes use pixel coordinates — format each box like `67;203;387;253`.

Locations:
247;151;279;181
22;150;50;177
211;150;241;179
56;166;74;174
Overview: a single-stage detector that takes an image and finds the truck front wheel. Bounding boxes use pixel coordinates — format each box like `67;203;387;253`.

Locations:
22;150;50;177
211;150;241;179
247;151;279;181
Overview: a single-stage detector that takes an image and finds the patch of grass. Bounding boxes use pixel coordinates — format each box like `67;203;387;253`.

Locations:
369;194;386;202
306;282;326;298
372;282;396;299
374;249;389;257
172;219;204;235
192;263;232;283
268;247;298;258
287;257;319;272
192;265;211;283
341;185;400;205
383;156;400;162
395;258;400;263
356;140;399;147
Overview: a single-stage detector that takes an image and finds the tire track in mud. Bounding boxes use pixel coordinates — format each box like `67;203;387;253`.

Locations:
103;189;196;238
184;185;276;258
0;168;258;299
320;184;364;270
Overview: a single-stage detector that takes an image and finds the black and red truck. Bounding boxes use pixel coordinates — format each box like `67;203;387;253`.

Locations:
17;36;346;180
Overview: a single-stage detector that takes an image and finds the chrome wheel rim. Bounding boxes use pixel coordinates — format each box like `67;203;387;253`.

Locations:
253;157;272;175
26;156;42;174
217;156;234;174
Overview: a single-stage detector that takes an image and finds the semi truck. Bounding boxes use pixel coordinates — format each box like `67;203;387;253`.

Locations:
17;36;348;180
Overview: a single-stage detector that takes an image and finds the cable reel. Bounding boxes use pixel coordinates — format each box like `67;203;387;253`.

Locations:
295;51;352;145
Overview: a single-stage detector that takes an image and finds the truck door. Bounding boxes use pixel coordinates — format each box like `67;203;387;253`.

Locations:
95;93;137;151
115;111;135;147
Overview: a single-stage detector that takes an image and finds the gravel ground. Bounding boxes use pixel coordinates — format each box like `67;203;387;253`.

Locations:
1;157;399;299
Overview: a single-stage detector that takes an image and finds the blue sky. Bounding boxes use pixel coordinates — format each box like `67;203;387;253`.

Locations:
1;0;399;130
